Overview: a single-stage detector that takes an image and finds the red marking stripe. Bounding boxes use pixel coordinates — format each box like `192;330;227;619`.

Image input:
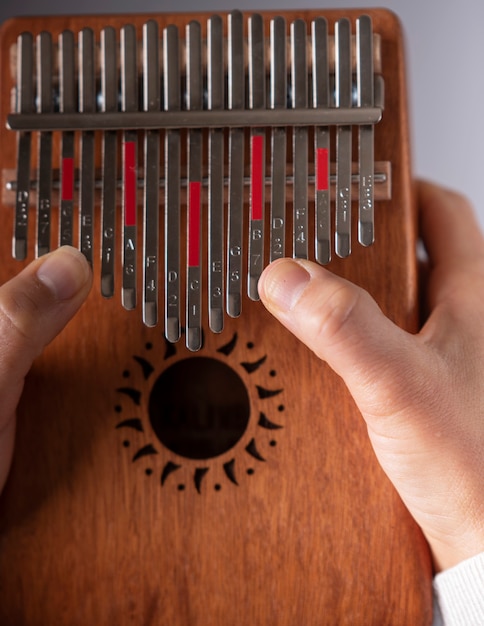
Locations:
316;148;329;192
124;141;137;226
188;181;201;268
251;134;264;220
61;157;74;201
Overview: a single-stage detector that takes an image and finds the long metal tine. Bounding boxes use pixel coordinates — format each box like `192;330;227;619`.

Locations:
36;31;53;257
78;28;96;264
59;30;75;249
207;14;225;333
142;20;161;327
269;16;287;264
164;24;181;343
291;19;309;260
226;10;245;318
100;26;118;298
121;24;138;310
186;20;203;351
13;32;33;260
247;14;266;301
357;15;375;247
335;18;352;258
312;17;331;264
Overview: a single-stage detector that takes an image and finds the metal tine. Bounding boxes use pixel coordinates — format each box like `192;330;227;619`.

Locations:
79;27;96;265
121;24;138;310
14;32;34;260
226;9;245;318
248;13;266;301
291;19;309;260
59;30;75;249
186;20;203;351
357;15;375;247
335;18;352;258
269;16;287;264
164;24;181;343
142;20;161;327
100;26;118;298
36;31;53;257
312;17;331;264
207;14;225;334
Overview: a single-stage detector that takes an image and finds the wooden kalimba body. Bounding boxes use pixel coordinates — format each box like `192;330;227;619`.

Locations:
0;9;433;625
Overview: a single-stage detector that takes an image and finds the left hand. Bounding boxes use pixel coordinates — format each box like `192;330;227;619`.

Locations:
0;246;92;492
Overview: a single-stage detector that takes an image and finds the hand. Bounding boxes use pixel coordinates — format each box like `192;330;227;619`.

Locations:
259;180;484;572
0;246;92;493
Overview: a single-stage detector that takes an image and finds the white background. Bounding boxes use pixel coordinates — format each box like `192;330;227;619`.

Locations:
1;0;483;224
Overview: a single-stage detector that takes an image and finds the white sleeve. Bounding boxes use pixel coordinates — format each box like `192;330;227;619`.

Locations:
433;552;484;625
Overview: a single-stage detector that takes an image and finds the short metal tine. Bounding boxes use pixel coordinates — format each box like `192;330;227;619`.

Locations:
291;19;309;260
248;13;266;301
312;17;331;264
100;26;118;298
269;16;287;264
164;24;181;343
227;10;245;318
36;31;53;257
335;18;352;258
207;14;224;333
357;15;375;247
186;20;203;351
14;32;33;260
59;30;75;249
79;28;96;265
121;24;138;310
142;20;161;327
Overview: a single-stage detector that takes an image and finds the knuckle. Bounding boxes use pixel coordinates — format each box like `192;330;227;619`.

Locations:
312;282;363;350
0;287;43;356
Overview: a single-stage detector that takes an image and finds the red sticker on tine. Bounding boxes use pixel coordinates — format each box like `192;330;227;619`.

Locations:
61;157;74;202
251;134;264;221
317;148;329;192
124;141;137;226
188;181;201;268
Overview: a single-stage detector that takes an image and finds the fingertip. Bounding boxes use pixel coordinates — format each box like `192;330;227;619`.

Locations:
259;258;312;313
417;179;483;267
36;246;92;302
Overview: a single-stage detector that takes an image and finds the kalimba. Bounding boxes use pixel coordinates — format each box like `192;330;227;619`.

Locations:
0;9;433;625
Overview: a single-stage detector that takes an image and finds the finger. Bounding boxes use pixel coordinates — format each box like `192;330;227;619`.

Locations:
258;258;422;420
0;246;92;490
418;180;484;270
418;180;484;325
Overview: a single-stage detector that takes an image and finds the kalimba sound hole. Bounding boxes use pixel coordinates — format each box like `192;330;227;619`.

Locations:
148;356;251;460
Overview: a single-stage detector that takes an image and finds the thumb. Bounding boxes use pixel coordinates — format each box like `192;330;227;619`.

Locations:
0;246;92;490
258;258;424;421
